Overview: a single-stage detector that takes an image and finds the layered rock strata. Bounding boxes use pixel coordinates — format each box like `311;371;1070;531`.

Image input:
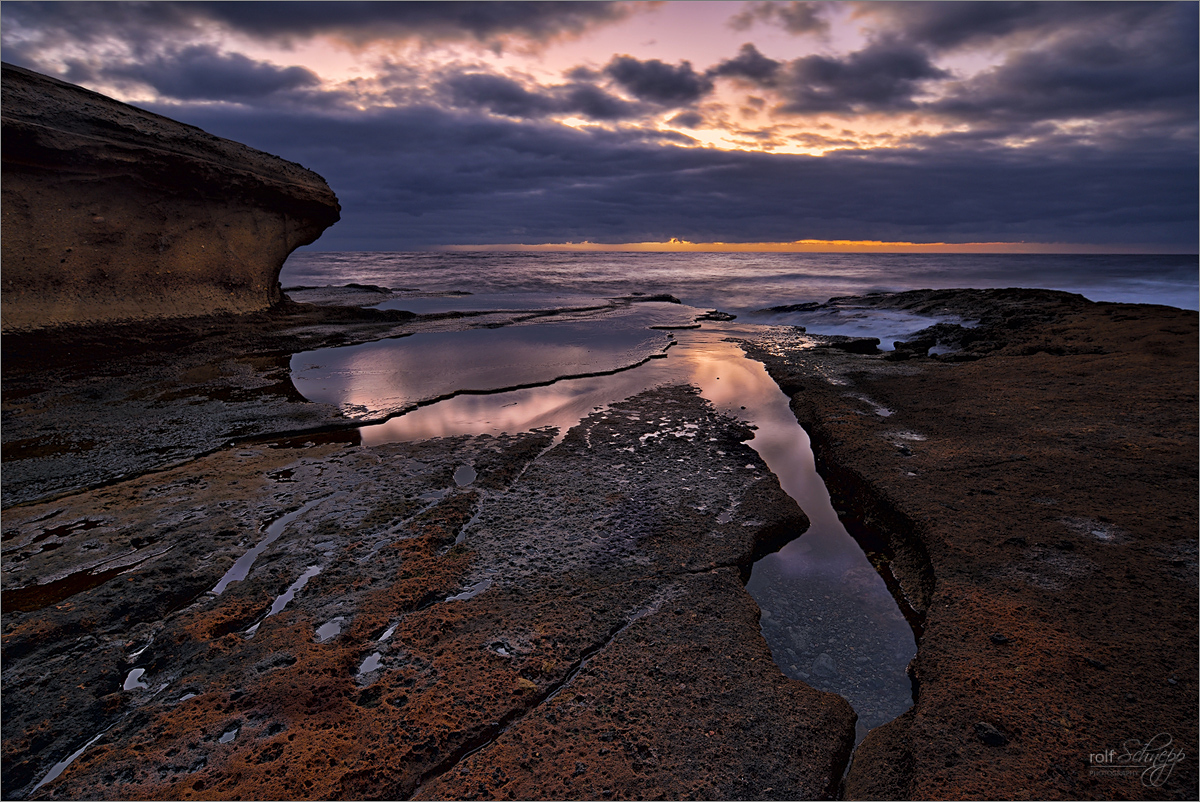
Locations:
1;63;340;332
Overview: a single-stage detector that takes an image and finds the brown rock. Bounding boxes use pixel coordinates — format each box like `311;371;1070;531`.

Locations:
2;386;855;800
1;63;340;332
747;290;1199;800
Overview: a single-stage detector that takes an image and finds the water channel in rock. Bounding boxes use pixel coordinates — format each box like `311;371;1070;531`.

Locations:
290;306;918;742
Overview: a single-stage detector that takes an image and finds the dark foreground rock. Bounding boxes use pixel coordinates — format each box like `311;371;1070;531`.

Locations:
1;63;340;332
744;289;1198;799
3;286;1195;800
0;299;410;507
1;385;854;800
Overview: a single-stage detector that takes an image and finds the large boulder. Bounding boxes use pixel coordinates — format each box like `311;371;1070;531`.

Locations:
1;63;340;332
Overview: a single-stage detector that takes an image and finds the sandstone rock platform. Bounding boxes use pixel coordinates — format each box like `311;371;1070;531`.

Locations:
744;289;1198;799
2;383;854;800
2;287;1195;800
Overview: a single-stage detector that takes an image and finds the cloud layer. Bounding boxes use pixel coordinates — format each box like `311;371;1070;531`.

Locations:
2;0;1195;249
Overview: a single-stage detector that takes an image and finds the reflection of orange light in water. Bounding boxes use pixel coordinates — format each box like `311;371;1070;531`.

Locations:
360;382;607;446
355;329;775;447
304;334;627;421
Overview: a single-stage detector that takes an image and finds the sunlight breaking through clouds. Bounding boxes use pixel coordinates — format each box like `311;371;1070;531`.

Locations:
3;1;1194;250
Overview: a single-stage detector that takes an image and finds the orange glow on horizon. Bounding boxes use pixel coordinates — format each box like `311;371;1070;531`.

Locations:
439;239;1179;254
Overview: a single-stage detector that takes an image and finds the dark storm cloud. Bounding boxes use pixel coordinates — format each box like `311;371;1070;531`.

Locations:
603;56;714;106
930;3;1199;128
775;39;948;114
95;45;320;101
561;83;646;122
855;0;1173;53
147;100;1196;250
934;45;1199;128
2;1;1194;251
708;40;947;114
438;72;558;118
729;2;830;36
711;3;1197;129
667;110;706;129
0;1;638;51
709;43;782;85
436;70;644;121
193;1;638;45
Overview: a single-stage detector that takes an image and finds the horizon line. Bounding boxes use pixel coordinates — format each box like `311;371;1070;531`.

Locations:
434;239;1196;255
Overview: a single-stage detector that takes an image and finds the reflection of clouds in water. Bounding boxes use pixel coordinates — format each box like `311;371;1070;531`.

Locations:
362;377;620;446
361;323;757;445
299;319;916;738
292;307;681;421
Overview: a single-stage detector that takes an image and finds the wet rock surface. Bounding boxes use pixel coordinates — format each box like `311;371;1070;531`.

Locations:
2;374;854;799
744;288;1198;799
0;301;409;507
1;64;340;332
0;294;681;508
4;285;1194;800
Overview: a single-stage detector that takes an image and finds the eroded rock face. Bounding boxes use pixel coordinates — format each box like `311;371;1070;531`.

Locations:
1;63;340;331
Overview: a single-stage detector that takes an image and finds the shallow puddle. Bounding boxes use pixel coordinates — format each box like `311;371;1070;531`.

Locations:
31;729;110;794
1;559;145;613
246;565;323;636
316;617;345;643
291;314;917;742
357;652;383;676
453;464;477;487
444;579;492;602
212;495;339;594
289;303;693;423
123;668;148;691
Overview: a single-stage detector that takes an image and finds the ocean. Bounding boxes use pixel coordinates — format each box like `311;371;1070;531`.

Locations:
283;251;1199;312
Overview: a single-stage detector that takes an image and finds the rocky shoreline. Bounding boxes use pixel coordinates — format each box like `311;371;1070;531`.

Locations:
745;289;1198;799
2;287;1196;799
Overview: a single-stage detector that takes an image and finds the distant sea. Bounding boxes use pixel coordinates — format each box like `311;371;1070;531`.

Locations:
283;251;1199;313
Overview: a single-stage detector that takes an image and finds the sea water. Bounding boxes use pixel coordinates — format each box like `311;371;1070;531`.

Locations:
284;251;1198;313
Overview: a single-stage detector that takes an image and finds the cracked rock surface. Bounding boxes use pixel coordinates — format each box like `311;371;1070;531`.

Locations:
745;289;1198;800
2;383;854;800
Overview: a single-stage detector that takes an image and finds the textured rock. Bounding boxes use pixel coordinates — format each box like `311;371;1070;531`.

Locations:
1;63;340;331
0;296;671;508
746;290;1198;800
1;386;855;801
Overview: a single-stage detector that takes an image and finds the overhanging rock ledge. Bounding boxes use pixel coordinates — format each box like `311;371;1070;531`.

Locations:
1;62;341;332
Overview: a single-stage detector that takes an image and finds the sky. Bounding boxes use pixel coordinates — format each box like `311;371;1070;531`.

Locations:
2;1;1197;252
